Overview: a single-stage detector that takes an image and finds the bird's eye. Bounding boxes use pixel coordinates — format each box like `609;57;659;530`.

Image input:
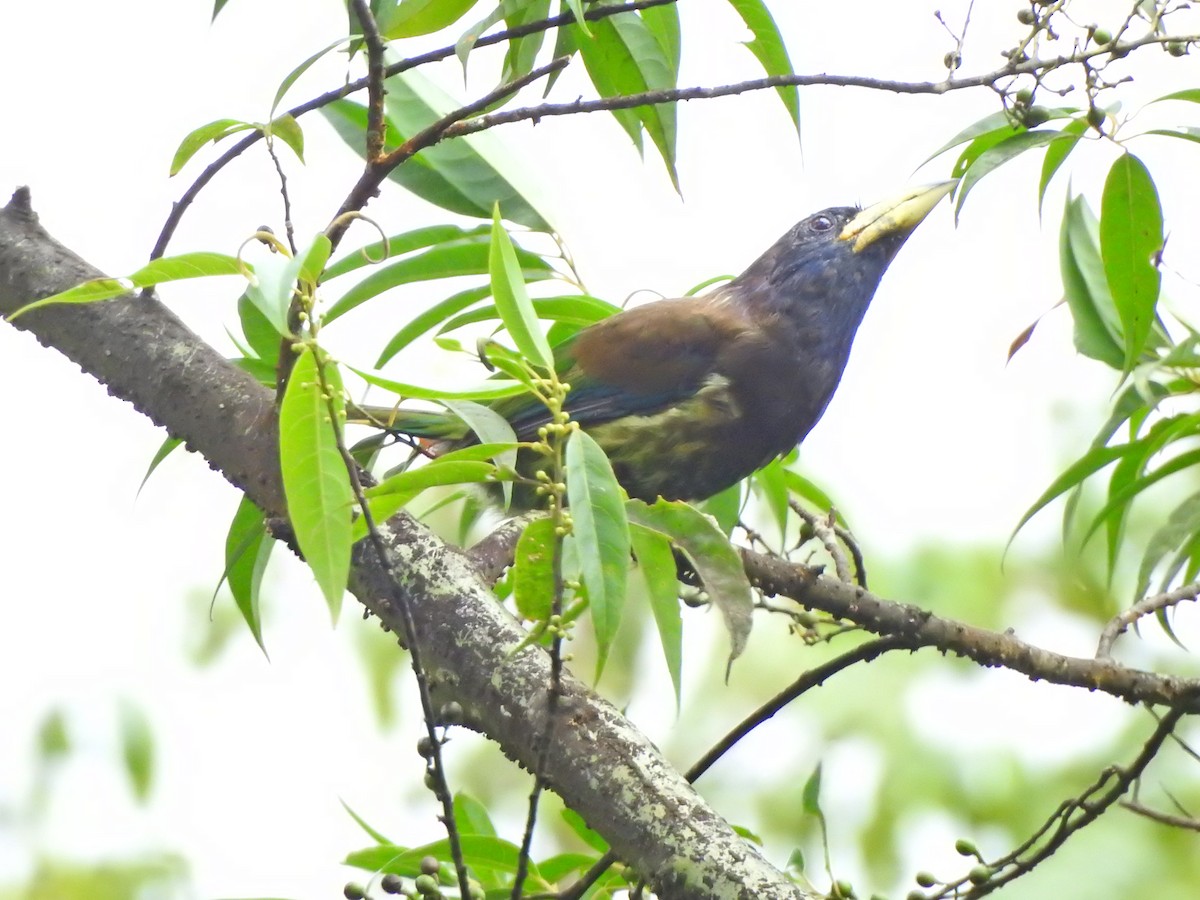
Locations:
809;215;834;232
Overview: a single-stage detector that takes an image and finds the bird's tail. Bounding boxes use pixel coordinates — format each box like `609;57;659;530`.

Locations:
346;403;472;443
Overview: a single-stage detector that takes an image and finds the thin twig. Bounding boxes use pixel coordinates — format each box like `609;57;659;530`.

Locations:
789;500;852;584
313;350;472;896
557;637;910;897
935;707;1187;897
148;0;676;260
431;30;1199;142
1120;800;1200;831
263;137;297;254
1096;580;1200;658
685;637;911;782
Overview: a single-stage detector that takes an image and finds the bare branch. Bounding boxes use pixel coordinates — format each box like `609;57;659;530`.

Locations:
437;31;1199;144
740;549;1200;712
1120;800;1200;831
1097;580;1200;658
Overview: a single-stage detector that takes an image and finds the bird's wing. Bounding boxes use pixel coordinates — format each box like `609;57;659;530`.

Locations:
496;295;752;439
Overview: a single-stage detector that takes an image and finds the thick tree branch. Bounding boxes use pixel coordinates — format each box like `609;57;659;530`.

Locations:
0;190;811;900
740;549;1200;712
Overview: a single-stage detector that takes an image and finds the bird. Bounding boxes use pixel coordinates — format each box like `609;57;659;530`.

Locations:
356;181;955;507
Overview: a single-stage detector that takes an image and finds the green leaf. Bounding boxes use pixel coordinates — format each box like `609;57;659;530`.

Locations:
1060;195;1124;368
271;38;347;116
625;498;753;666
169;118;254;176
439;294;620;334
726;0;799;135
455;3;508;70
244;251;301;336
501;0;551;83
340;798;394;845
453;791;497;837
1038;116;1089;215
325;224;490;280
322;69;556;231
781;469;838;519
326;239;554;324
1011;443;1130;542
357;459;497;537
956;129;1070;218
279;346;354;619
1145;126;1200;146
513;517;557;621
490;206;554;370
384;0;479;38
212;0;232;20
351;364;527;401
345;836;542;882
1137;489;1200;598
267;113;304;163
698;482;744;535
565;430;631;679
238;291;283;369
575;11;679;189
375;284;493;366
137;436;183;497
1149;87;1200;105
6;252;243;320
1100;153;1163;373
801;761;824;817
629;522;683;708
441;398;519;507
751;457;789;541
222;496;271;653
561;808;608;852
924;110;1017;166
119;701;155;803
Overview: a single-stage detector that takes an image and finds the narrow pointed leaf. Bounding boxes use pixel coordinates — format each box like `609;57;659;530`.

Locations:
325;224;490;280
726;0;799;134
272;38;347;115
267;113;304;162
1038;116;1089;214
956;130;1069;218
384;0;479;38
1100;153;1163;373
575;12;678;188
1060;195;1124;368
170;119;254;176
629;522;683;707
322;69;556;231
1011;443;1130;541
513;517;557;621
137;436;183;496
501;0;551;83
279;347;353;619
566;430;631;679
625;498;753;665
490;206;554;370
327;239;553;324
223;495;272;653
356;459;497;537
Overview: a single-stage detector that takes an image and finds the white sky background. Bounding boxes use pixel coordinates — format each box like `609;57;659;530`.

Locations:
1;1;1199;897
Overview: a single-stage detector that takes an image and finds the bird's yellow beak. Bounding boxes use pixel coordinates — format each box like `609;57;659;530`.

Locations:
839;180;957;252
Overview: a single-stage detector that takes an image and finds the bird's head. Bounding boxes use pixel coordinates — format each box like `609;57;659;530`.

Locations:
731;181;956;327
